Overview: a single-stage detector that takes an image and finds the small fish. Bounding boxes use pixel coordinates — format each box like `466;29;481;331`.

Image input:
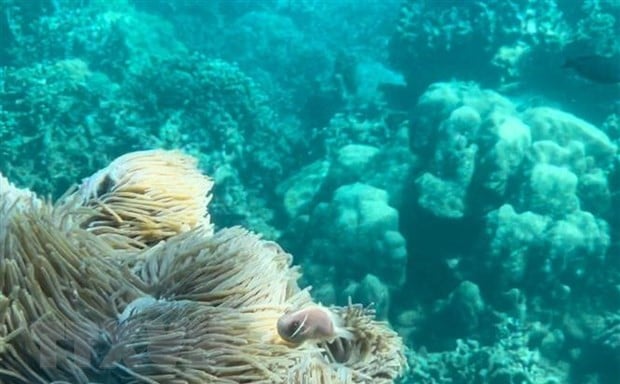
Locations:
277;305;354;362
563;54;620;84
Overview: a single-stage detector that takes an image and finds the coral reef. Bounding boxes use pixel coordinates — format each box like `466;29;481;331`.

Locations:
1;1;619;382
404;320;569;384
408;82;616;220
400;81;619;383
389;0;570;91
0;59;122;194
388;0;619;123
0;1;300;237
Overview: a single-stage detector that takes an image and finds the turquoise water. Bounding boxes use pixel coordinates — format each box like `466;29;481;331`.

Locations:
1;1;619;383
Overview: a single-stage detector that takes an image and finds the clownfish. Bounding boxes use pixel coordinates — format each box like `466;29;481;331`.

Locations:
277;305;354;363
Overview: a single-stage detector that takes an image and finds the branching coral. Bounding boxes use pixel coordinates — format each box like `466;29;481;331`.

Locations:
389;0;574;94
0;59;116;196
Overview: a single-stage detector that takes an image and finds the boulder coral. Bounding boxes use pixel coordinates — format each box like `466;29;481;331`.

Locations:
410;82;521;218
308;183;408;289
0;150;406;384
406;81;616;315
409;82;617;222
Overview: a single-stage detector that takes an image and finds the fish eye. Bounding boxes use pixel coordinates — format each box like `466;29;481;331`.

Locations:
291;320;301;331
288;319;304;338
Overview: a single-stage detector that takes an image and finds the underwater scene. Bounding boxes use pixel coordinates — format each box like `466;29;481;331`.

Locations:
0;0;619;383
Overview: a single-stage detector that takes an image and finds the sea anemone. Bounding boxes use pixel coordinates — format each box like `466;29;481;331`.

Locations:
0;151;407;383
0;177;143;383
68;149;214;249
